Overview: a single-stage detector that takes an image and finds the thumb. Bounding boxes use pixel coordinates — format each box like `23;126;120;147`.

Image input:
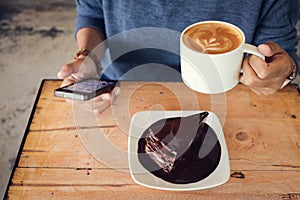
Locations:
60;75;76;87
57;59;83;79
57;64;75;79
257;42;283;57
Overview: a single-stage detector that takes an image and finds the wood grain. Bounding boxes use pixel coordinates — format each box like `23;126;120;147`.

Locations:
8;186;300;200
7;80;300;199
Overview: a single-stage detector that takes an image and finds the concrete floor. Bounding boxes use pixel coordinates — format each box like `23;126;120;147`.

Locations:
0;2;76;198
0;1;300;199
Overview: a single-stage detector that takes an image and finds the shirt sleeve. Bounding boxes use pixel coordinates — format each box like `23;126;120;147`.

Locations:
75;0;106;39
254;0;298;68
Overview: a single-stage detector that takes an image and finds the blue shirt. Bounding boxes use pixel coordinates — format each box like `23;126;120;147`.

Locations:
75;0;298;81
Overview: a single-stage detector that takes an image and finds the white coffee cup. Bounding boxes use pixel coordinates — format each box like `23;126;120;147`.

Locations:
180;21;265;94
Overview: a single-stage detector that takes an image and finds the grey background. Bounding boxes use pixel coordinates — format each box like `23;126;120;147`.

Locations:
0;1;76;198
0;1;299;199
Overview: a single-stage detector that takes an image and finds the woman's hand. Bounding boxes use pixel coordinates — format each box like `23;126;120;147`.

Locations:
57;55;99;87
240;42;295;95
67;86;121;114
57;55;121;114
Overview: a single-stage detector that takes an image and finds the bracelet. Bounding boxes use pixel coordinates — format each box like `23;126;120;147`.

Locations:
74;48;101;74
287;63;297;81
280;63;297;89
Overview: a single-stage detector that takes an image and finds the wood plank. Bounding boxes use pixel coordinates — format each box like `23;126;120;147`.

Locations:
10;168;300;193
39;80;300;112
19;127;128;169
20;130;300;171
19;129;106;169
29;98;76;131
30;81;212;131
8;186;300;200
11;168;135;186
225;119;300;169
19;124;300;170
9;185;300;200
30;81;300;133
224;85;300;121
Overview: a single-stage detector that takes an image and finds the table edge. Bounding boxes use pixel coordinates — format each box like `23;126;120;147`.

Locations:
4;79;61;198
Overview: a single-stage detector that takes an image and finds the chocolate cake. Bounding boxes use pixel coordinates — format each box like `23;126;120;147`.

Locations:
137;112;221;184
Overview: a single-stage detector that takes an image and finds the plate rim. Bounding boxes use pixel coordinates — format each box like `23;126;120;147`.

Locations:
128;110;230;191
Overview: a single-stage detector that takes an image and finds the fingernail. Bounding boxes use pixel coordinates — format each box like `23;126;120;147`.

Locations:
71;73;79;80
71;73;84;80
114;87;121;96
57;71;63;79
101;93;111;101
94;109;101;114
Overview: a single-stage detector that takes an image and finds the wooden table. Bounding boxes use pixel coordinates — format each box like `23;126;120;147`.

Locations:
5;79;300;199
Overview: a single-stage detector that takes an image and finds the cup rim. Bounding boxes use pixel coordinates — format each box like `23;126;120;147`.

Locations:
180;20;245;56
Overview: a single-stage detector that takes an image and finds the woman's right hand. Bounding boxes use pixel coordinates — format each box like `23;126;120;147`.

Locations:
57;56;121;114
57;55;99;87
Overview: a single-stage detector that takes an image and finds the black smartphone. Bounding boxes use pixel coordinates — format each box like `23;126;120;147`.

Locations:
54;78;118;101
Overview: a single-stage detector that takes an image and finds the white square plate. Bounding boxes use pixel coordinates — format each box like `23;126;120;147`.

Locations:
128;110;230;191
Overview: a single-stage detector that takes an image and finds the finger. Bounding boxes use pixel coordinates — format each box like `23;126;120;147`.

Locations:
91;94;112;114
94;101;111;114
57;59;85;79
70;94;109;111
57;64;75;79
60;75;76;87
248;54;270;79
70;72;92;81
88;88;121;108
77;57;100;78
93;93;111;106
93;88;121;113
258;42;283;57
239;56;260;86
257;42;292;80
240;63;275;88
250;87;277;96
250;87;261;95
64;88;117;113
111;87;121;103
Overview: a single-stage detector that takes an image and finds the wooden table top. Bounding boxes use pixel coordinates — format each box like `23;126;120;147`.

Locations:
5;79;300;199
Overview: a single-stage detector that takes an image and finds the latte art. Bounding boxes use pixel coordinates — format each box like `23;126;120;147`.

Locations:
183;23;243;54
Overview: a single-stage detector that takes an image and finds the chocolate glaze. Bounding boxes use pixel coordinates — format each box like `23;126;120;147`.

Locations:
137;112;221;184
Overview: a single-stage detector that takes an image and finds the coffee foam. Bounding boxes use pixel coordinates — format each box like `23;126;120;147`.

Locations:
183;22;243;54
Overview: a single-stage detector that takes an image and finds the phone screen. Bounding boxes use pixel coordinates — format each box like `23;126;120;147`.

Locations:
54;79;118;101
65;79;114;93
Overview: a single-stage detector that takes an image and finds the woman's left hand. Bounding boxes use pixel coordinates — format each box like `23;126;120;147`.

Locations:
240;41;295;95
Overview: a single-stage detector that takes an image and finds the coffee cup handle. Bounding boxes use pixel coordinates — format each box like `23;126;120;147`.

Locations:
243;43;265;60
